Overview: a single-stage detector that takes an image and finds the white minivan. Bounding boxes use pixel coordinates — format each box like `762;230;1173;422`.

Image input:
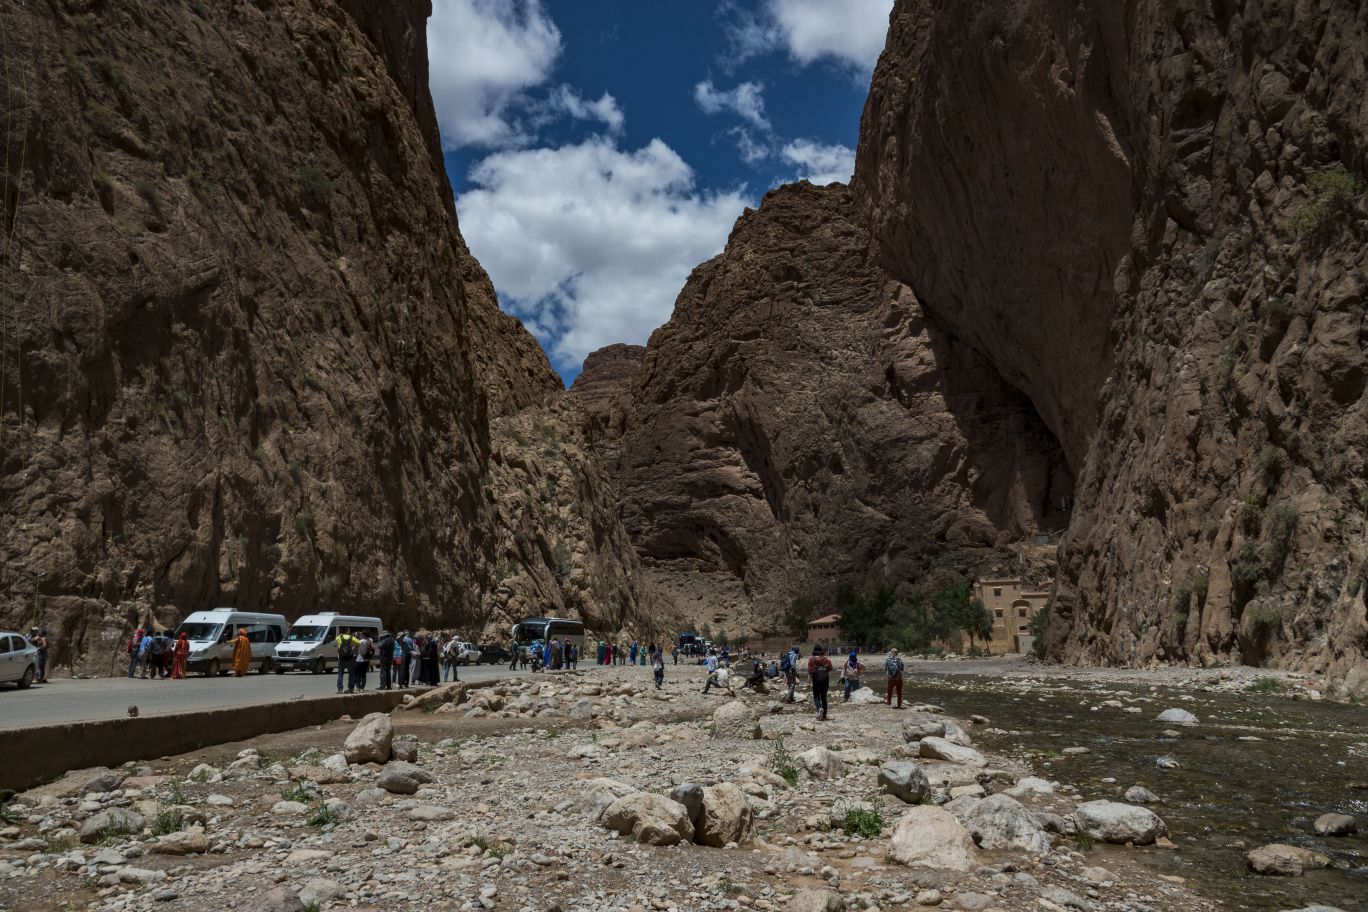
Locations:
174;608;288;676
273;613;382;674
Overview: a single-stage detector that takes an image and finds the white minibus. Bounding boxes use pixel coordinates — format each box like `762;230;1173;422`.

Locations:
273;613;382;674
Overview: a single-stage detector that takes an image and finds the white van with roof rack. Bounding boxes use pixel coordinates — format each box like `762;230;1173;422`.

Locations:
273;613;382;674
174;608;288;676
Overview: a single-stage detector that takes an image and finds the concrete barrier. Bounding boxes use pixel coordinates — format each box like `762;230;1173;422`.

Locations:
0;690;413;793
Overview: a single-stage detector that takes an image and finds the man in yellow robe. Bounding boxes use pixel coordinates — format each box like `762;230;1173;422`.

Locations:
231;629;253;676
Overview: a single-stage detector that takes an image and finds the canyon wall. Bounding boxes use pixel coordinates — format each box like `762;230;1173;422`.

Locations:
0;0;663;667
575;183;1071;635
855;0;1367;689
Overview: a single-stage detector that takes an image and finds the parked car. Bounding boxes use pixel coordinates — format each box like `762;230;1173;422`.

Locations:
0;632;39;689
477;644;512;665
453;641;480;665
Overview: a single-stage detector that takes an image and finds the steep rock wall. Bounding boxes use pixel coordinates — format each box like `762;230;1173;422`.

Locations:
0;0;652;667
585;183;1071;634
856;0;1368;689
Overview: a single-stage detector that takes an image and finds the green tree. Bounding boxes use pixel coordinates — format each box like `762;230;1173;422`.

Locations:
963;598;993;648
700;623;713;642
783;596;815;639
716;628;730;647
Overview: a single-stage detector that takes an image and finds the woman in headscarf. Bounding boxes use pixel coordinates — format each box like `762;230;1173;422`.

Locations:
840;649;863;702
421;634;440;685
171;631;189;679
231;628;253;676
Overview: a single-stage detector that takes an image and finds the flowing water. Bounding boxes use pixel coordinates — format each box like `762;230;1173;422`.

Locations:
860;670;1367;911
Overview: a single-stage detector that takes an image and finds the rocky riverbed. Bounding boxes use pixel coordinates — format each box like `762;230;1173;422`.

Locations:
0;664;1356;912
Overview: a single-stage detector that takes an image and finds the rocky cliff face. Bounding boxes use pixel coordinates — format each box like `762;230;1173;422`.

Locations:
856;0;1368;690
578;183;1071;635
0;0;658;667
568;343;645;452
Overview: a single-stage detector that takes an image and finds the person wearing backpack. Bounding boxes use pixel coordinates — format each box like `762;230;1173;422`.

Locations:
780;645;800;703
377;631;395;690
147;632;167;679
335;628;360;693
126;627;145;678
807;644;833;721
651;645;665;689
884;647;905;708
354;632;374;692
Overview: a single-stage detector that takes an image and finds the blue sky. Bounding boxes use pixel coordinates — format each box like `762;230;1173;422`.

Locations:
427;0;893;383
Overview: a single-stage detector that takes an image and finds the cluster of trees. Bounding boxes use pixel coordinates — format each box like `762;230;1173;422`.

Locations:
785;580;994;654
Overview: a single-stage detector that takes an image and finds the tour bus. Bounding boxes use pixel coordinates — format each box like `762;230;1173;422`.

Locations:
512;616;586;659
174;608;288;676
272;612;382;674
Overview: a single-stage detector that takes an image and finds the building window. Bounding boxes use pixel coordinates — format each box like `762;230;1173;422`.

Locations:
993;587;1002;597
994;608;1003;618
1018;625;1028;633
1018;608;1027;617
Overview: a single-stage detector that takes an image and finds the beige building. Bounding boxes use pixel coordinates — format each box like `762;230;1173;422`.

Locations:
974;578;1051;654
806;613;841;644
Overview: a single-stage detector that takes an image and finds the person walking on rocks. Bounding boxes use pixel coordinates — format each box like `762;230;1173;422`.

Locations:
808;645;833;721
377;631;395;690
335;628;360;693
230;627;252;677
671;645;679;665
780;644;800;703
884;648;905;708
509;637;520;671
651;645;665;689
171;631;189;679
840;649;863;703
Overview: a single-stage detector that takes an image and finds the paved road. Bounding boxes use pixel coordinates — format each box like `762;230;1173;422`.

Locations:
0;662;537;730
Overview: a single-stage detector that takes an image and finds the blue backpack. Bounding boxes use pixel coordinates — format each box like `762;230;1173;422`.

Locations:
779;651;795;674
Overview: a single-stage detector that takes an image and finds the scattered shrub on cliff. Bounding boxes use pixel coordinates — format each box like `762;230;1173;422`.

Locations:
1244;601;1287;630
1174;571;1209;608
133;178;167;225
1255;446;1285;478
1289;165;1364;241
294;506;314;537
304;373;326;392
1231;542;1263;599
1262;505;1298;570
1349;576;1364;598
1259;298;1291;325
295;165;332;213
770;737;799;786
841;802;883;838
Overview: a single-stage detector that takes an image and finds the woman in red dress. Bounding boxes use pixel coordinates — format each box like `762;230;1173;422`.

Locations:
171;632;189;679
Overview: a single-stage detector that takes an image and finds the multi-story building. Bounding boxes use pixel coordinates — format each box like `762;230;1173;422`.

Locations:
974;578;1051;654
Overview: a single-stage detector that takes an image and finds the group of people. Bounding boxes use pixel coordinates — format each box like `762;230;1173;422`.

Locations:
334;629;467;694
125;628;191;679
771;644;908;721
593;640;653;666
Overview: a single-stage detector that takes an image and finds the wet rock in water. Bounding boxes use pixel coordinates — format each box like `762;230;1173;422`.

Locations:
79;808;145;843
256;886;306;912
1156;708;1198;724
1124;785;1159;804
878;761;930;804
150;827;209;855
797;746;845;780
19;766;126;804
696;783;755;846
1155;755;1181;770
375;760;435;795
583;778;640;822
902;716;948;742
1073;800;1168;845
668;782;705;827
889;806;976;871
343;712;394;765
601;793;695;846
1312;813;1357;836
712;699;762;738
963;794;1051;854
1246;843;1331;876
791;888;845;912
918;737;985;766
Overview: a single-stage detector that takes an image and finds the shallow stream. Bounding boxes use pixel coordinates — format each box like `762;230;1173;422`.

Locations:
865;671;1367;911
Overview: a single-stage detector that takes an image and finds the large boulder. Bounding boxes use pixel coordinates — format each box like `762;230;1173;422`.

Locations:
1246;844;1331;876
256;887;306;912
1073;801;1168;845
889;806;975;871
964;794;1051;854
848;686;882;704
878;761;929;804
78;808;145;844
375;760;434;795
583;778;640;822
343;712;393;765
797;746;845;780
150;827;210;855
918;737;985;766
19;767;126;805
1155;708;1198;724
601;793;695;846
901;716;947;742
711;700;761;738
668;782;706;827
696;783;755;847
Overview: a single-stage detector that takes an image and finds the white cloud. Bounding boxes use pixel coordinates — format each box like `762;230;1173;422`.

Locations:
457;139;749;368
781;139;855;185
428;0;562;149
723;0;893;74
547;86;625;133
729;128;772;165
694;80;770;130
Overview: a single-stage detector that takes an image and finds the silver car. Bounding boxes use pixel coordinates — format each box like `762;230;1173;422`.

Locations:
0;632;38;689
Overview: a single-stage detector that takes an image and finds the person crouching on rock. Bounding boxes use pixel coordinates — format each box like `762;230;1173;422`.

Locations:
840;649;863;702
808;645;833;721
